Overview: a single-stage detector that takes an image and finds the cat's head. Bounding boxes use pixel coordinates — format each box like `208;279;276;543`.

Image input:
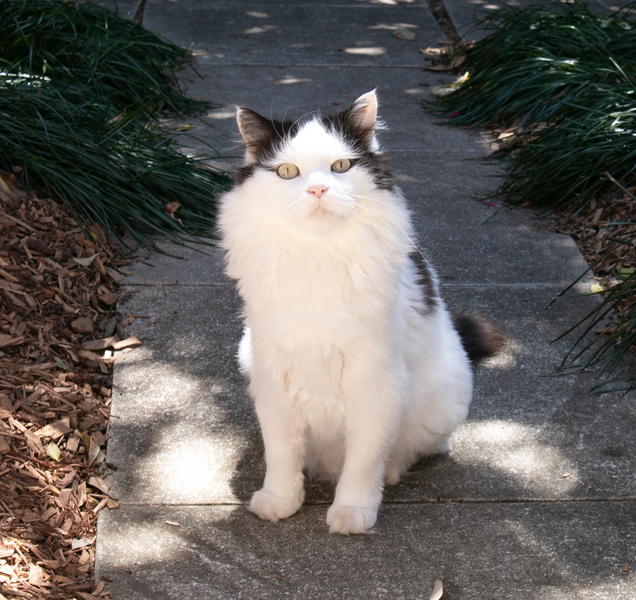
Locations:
233;90;393;235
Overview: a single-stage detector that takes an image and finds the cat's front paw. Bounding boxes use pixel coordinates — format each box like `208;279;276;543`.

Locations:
249;489;303;522
326;504;377;535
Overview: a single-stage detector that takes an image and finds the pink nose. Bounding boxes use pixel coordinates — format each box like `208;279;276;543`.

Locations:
307;184;328;199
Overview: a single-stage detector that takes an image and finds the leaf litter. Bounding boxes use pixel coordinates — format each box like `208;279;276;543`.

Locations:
0;172;140;598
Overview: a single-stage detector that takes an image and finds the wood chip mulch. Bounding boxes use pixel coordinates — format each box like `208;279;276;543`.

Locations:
0;172;137;599
552;189;636;327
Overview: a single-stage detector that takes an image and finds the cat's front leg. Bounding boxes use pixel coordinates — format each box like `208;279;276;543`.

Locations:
248;371;305;522
327;345;406;534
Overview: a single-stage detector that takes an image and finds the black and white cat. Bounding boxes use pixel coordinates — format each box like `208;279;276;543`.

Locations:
219;91;502;534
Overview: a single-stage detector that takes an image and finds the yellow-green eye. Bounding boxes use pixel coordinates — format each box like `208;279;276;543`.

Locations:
331;158;352;173
276;163;300;179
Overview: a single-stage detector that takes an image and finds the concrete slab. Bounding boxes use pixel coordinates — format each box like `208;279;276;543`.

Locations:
125;242;229;285
96;502;636;600
138;0;475;160
405;284;636;503
106;284;636;506
394;152;590;286
162;66;481;159
143;0;441;68
107;285;250;505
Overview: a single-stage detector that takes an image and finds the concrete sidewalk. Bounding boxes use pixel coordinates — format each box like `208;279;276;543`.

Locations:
96;1;636;598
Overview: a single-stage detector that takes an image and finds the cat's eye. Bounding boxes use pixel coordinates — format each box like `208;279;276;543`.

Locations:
276;163;300;179
331;159;352;173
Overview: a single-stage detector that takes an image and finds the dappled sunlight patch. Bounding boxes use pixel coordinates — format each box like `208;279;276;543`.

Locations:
244;25;279;35
277;75;312;85
368;22;418;31
104;521;188;566
480;338;521;370
207;108;238;120
476;131;495;151
117;358;228;417
457;420;580;494
134;429;245;502
343;46;387;56
165;333;227;356
361;0;417;5
115;344;156;366
395;173;419;183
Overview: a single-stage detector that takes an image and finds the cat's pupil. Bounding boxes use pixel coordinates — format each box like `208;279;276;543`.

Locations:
277;163;300;179
331;159;351;173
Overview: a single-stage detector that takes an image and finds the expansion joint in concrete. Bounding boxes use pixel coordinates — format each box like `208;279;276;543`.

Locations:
124;282;233;287
209;63;428;69
117;498;636;508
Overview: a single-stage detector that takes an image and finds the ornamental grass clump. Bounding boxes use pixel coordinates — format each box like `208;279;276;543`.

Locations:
497;78;636;212
432;1;636;391
434;1;636;131
0;0;232;247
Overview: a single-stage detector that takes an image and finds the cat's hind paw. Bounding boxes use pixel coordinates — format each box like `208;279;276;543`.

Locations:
249;489;302;522
326;505;377;535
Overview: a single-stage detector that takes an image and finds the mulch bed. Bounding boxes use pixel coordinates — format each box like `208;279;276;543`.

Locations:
0;172;140;599
552;191;636;326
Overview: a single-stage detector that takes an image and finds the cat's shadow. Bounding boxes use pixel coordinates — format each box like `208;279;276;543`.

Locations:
228;430;336;505
228;430;451;507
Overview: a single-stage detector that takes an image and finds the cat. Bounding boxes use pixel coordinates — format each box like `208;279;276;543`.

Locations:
218;90;504;535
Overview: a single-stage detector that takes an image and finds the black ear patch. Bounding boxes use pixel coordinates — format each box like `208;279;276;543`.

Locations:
321;107;373;151
237;108;298;163
321;91;377;148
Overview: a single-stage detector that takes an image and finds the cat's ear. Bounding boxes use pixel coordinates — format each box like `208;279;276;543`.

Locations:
344;90;379;145
237;108;274;163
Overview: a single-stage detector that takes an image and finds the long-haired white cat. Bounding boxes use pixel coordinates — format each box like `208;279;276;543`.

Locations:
219;91;503;535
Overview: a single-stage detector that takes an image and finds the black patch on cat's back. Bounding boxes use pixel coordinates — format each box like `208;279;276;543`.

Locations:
409;249;439;313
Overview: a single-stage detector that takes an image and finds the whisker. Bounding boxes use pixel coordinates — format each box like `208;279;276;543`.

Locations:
351;197;432;267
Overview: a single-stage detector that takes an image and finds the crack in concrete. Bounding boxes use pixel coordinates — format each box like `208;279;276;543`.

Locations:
116;497;636;507
122;282;574;288
425;0;461;44
133;0;146;23
200;63;429;68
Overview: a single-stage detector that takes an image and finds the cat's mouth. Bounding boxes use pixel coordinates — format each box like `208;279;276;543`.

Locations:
297;192;351;225
308;196;337;218
310;204;333;218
